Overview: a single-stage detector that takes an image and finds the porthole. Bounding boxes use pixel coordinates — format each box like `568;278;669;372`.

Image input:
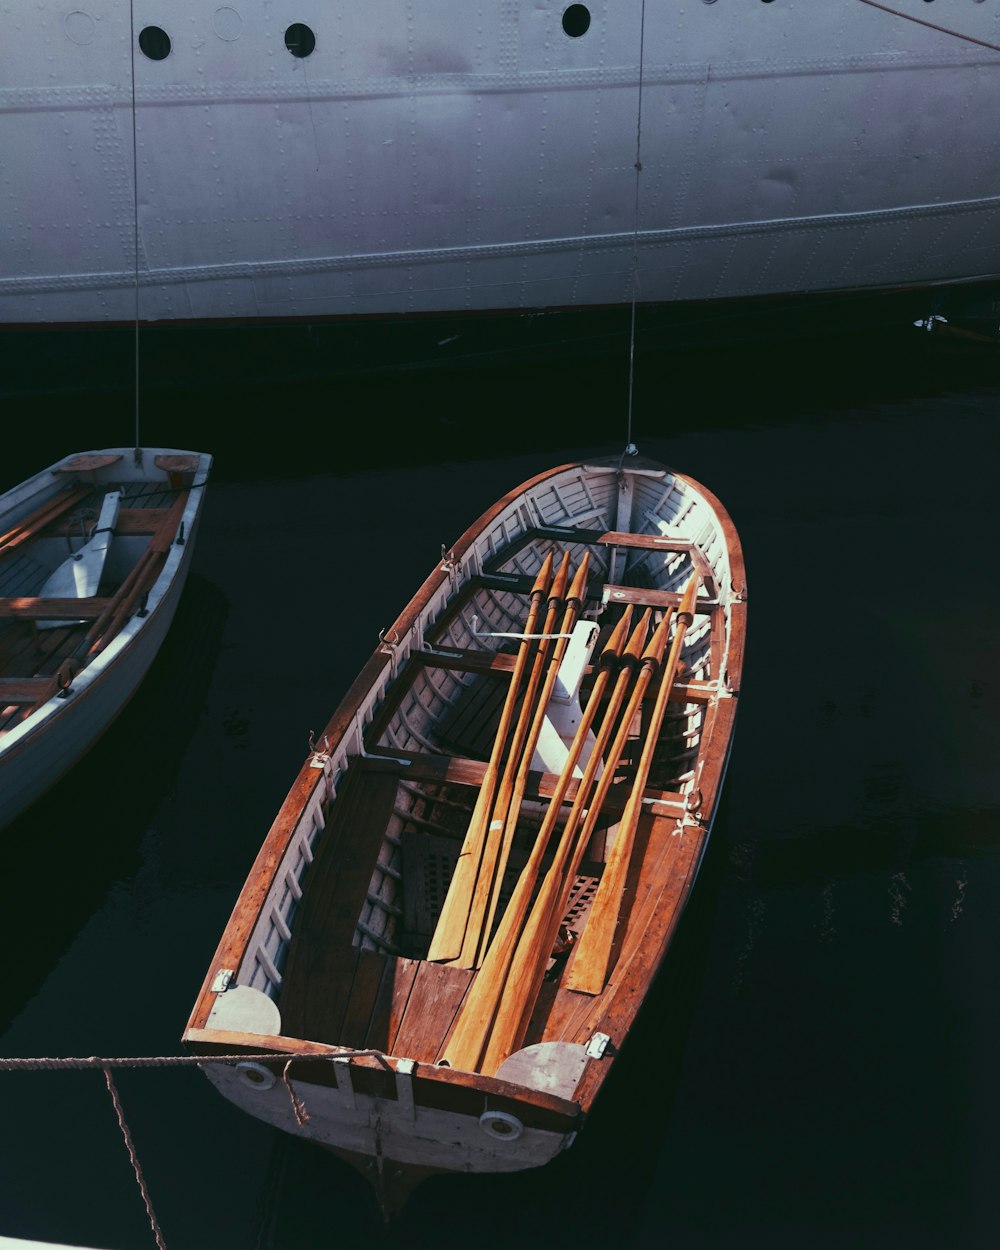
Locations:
562;5;591;38
284;22;316;57
138;26;171;60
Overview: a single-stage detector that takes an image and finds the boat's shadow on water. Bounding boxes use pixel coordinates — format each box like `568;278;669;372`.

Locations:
0;574;226;1034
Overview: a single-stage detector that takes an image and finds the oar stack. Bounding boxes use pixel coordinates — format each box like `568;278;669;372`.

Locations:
431;557;702;1077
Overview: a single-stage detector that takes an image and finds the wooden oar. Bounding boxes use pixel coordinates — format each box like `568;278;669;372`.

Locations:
0;484;90;562
565;572;701;996
426;551;555;964
477;608;658;1072
463;552;592;968
441;607;655;1074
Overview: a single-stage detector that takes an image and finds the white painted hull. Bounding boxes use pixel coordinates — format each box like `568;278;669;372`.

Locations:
3;1;998;327
204;1061;570;1175
0;448;210;831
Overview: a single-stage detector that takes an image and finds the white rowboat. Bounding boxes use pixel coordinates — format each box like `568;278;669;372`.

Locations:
0;447;211;831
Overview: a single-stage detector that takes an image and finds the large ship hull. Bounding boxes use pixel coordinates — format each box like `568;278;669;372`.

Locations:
3;1;999;328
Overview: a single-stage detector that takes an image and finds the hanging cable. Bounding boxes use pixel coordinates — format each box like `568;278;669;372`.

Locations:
129;1;141;454
622;0;647;464
857;0;1000;54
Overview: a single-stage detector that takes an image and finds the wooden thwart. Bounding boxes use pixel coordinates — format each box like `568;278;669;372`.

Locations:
0;597;113;620
0;677;58;706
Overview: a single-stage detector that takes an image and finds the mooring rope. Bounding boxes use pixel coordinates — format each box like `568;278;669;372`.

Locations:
0;1051;355;1250
104;1066;168;1250
0;1051;341;1071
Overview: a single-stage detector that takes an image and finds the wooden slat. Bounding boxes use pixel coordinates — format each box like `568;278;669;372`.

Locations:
373;747;691;820
0;677;57;705
602;584;718;613
392;961;474;1063
365;956;420;1052
338;949;390;1049
0;597;113;620
597;530;695;551
420;648;518;675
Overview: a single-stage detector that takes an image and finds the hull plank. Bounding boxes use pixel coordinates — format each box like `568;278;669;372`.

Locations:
278;764;401;1044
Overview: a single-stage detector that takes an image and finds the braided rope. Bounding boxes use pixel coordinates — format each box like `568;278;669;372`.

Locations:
0;1053;290;1071
282;1058;310;1127
104;1066;167;1250
0;1048;393;1072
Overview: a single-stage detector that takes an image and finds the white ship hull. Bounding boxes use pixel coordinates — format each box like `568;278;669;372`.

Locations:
3;1;999;328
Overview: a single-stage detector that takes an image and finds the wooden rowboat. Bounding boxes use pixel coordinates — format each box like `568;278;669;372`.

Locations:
184;454;746;1218
0;447;211;831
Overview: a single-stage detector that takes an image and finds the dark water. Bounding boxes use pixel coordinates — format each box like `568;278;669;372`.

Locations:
1;323;998;1249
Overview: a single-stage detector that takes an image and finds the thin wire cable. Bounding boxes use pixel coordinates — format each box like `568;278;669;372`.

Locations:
857;0;1000;54
129;1;141;451
623;0;647;463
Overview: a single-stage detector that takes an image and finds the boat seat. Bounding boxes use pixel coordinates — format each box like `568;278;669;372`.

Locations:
154;454;199;489
52;454;123;475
